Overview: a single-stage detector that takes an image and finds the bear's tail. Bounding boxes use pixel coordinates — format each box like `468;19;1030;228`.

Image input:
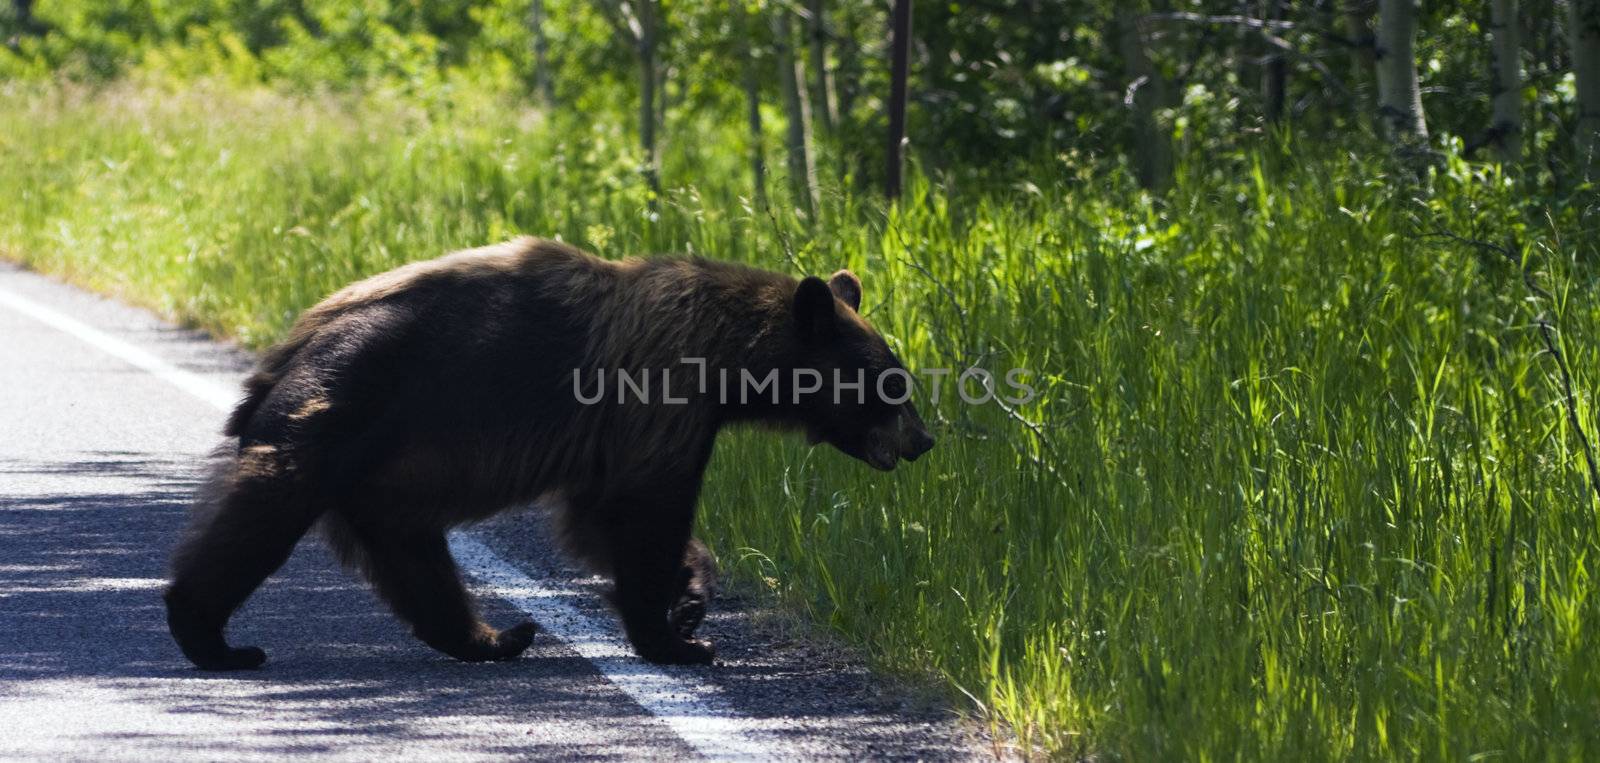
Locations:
223;371;274;438
223;334;315;437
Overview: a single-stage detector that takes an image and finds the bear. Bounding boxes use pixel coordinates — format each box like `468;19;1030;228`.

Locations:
164;237;935;669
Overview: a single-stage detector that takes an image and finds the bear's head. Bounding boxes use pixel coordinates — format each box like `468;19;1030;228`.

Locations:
791;270;936;471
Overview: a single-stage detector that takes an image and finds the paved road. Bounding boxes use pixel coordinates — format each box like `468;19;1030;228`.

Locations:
0;261;984;761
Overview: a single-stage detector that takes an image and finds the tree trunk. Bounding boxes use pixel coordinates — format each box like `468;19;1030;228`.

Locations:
6;0;32;46
1572;0;1600;177
773;10;820;217
657;62;670;156
1343;0;1377;124
1234;0;1257;129
528;0;556;106
834;3;862;182
656;61;668;178
744;65;768;205
806;0;837;134
885;0;912;199
637;0;661;195
1375;0;1428;137
835;5;861;126
1262;0;1287;123
1117;6;1172;190
735;0;767;203
1489;0;1522;162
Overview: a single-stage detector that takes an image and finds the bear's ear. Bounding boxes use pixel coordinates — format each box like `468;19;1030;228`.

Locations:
828;269;862;312
793;276;838;340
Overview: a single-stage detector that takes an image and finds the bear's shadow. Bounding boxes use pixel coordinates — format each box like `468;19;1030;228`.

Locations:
0;451;959;758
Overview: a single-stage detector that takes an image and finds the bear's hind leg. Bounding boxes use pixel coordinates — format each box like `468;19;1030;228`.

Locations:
166;456;322;670
344;523;536;662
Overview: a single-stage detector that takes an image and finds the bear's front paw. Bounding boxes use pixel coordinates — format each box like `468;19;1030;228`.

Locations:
489;621;539;660
668;592;707;638
637;636;715;665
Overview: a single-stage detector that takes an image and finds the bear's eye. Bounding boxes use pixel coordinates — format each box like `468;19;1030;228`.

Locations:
881;375;906;400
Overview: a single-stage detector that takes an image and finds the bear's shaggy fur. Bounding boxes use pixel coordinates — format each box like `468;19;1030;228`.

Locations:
165;237;933;669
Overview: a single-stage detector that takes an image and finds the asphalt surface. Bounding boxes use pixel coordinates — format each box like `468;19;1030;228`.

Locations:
0;261;987;761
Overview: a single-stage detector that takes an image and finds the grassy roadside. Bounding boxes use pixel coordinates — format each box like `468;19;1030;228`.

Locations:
5;80;1600;759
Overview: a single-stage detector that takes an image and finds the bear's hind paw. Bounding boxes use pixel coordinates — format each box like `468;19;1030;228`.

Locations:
191;645;268;671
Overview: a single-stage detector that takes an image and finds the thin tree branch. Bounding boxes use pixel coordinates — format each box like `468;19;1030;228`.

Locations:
1141;12;1297;31
1423;228;1600;510
1141;12;1350;97
1123;75;1150;107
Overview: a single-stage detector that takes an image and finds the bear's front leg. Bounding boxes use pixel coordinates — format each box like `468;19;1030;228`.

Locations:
610;503;714;665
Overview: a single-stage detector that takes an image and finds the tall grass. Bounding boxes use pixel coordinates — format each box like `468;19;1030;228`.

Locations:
4;80;1599;759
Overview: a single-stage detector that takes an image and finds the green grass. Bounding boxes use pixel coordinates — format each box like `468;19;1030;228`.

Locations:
5;80;1600;759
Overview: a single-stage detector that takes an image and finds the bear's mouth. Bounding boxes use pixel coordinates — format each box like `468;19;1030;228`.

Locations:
864;443;898;471
811;424;899;471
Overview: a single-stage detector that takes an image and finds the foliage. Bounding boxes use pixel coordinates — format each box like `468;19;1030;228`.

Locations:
5;0;1599;186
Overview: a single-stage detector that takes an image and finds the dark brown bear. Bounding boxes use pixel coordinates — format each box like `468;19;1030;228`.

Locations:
165;237;934;669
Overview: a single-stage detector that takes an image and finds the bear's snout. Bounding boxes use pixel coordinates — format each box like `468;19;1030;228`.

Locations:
901;425;935;462
894;404;935;463
879;408;934;466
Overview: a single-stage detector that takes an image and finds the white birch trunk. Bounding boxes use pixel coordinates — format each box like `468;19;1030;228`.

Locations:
773;10;820;217
806;0;837;133
1489;0;1522;162
637;0;660;195
1375;0;1428;138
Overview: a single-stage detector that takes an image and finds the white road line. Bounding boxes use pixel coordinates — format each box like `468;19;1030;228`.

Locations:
451;535;789;761
0;283;791;762
0;289;240;411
